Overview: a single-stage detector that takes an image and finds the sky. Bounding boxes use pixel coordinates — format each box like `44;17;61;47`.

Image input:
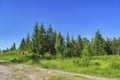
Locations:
0;0;120;50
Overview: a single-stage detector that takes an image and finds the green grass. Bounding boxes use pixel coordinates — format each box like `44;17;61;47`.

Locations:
51;76;68;80
50;76;87;80
26;56;120;79
0;52;120;79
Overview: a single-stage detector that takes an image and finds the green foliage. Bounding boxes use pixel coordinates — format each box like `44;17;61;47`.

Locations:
10;43;16;51
55;32;64;55
76;35;83;56
1;53;120;78
55;53;62;59
93;30;106;55
2;22;120;79
25;34;32;53
32;22;40;53
43;52;52;60
19;38;26;52
51;76;67;80
73;48;91;67
80;48;91;67
11;57;23;63
15;22;120;58
30;53;40;62
51;76;85;80
111;62;120;69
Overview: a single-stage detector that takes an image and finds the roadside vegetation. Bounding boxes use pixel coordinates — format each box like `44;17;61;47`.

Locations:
0;22;120;79
0;52;120;79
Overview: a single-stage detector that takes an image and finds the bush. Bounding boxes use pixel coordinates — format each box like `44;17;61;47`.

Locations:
30;53;40;59
43;52;52;60
73;57;90;67
100;63;111;70
55;53;62;59
81;48;91;67
111;62;120;69
11;57;23;63
73;58;81;67
30;53;40;63
81;57;90;67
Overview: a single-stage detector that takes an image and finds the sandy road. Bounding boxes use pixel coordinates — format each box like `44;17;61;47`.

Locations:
0;61;117;80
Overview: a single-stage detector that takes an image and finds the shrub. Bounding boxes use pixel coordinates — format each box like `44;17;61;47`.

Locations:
80;48;91;67
30;53;40;63
55;53;62;59
100;63;111;70
111;62;120;69
30;53;39;59
73;57;90;67
80;57;90;67
73;58;81;67
43;52;52;60
11;57;23;63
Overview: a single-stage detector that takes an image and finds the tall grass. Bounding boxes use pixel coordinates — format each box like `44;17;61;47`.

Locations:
0;52;120;79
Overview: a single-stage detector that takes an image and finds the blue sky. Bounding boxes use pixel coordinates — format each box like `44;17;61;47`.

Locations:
0;0;120;50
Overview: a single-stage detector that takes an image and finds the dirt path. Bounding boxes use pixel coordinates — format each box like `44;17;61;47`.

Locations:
0;61;116;80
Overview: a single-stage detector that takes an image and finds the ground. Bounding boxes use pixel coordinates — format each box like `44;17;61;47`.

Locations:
0;61;116;80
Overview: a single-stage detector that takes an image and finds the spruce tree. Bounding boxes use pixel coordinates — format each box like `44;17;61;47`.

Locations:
26;34;32;53
46;25;54;53
94;30;106;55
117;37;120;55
19;38;26;52
71;36;77;57
55;32;64;57
76;35;83;57
10;43;16;51
39;23;46;55
82;37;90;49
111;38;118;55
51;31;57;55
64;33;71;57
105;38;112;55
32;22;40;54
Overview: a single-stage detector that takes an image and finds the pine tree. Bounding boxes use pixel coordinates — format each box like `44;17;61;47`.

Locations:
94;30;106;55
76;35;83;57
26;34;32;53
51;31;57;55
111;38;119;55
38;23;46;55
64;33;71;57
88;39;96;56
10;43;16;51
55;32;64;57
46;25;54;53
82;37;90;49
32;22;40;54
71;36;77;57
117;37;120;55
19;38;26;52
105;38;112;55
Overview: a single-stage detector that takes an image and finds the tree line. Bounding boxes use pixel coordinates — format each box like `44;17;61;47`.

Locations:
2;22;120;59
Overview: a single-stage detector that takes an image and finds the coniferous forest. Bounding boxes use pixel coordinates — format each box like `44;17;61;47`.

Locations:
17;22;120;58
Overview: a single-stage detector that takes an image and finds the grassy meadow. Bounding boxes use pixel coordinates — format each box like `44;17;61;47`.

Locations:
0;52;120;79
